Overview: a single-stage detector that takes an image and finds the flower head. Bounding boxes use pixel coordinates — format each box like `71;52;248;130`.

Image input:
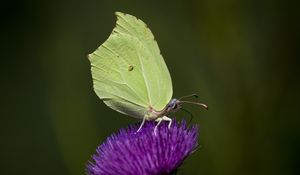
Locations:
86;120;199;175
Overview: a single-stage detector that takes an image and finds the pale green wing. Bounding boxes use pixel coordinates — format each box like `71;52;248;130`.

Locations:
88;12;173;118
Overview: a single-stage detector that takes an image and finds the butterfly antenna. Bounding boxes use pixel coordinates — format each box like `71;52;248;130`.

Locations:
180;108;194;125
180;101;208;110
178;94;199;100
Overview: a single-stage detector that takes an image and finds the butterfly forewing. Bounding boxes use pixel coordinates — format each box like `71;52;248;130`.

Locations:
89;12;173;118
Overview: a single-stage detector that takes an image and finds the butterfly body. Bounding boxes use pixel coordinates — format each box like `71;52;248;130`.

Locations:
144;98;180;120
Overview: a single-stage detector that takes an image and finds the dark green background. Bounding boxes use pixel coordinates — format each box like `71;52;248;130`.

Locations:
1;0;299;174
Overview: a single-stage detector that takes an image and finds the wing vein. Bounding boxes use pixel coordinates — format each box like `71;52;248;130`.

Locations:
137;49;152;106
96;88;146;108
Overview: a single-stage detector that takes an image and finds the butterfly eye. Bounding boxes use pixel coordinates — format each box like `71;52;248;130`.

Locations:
172;104;177;109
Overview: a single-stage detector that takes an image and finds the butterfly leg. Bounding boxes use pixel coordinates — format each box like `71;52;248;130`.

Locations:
154;117;163;135
136;116;146;132
154;116;172;134
161;116;172;128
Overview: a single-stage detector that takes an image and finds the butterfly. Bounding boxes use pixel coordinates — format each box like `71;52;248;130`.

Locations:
88;12;207;133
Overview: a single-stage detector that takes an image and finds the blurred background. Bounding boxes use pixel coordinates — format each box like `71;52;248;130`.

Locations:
1;0;299;174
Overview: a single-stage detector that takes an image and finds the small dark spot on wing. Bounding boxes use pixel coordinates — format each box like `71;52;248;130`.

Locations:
128;65;134;71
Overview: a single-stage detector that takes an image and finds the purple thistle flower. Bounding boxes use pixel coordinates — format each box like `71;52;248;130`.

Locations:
86;120;199;175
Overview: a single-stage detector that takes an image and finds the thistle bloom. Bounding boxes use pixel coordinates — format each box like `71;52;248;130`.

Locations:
86;120;199;175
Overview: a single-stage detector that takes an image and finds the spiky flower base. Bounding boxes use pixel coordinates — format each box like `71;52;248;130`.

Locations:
87;120;199;175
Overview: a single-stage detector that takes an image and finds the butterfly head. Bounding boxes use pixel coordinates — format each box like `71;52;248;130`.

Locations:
168;94;208;113
166;98;182;113
166;94;208;113
150;94;207;119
